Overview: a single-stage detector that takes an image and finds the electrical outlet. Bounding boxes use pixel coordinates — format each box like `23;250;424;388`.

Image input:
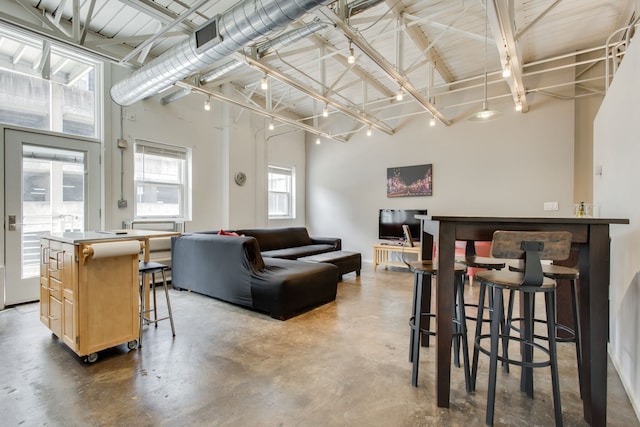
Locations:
543;201;559;211
126;113;136;121
118;200;128;208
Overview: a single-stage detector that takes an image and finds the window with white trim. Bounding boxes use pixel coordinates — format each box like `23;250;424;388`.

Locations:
0;25;101;138
268;165;295;219
134;140;191;220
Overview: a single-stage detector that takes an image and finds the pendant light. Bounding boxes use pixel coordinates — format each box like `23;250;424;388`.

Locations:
469;3;501;121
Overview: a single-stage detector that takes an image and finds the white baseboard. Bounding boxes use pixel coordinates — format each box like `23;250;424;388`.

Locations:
608;344;640;422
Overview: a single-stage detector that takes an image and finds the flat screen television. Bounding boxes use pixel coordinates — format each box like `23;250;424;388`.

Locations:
378;209;427;243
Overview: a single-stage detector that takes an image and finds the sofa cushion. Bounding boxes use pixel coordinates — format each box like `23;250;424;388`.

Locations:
235;227;313;251
261;244;337;260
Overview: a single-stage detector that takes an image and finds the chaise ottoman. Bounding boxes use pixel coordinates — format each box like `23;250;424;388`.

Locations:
299;251;361;279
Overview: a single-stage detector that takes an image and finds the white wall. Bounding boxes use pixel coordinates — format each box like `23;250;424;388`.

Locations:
103;66;306;232
306;95;576;259
593;36;640;419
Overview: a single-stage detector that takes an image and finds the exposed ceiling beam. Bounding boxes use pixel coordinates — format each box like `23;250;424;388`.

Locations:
385;0;454;83
176;81;348;144
319;5;452;126
235;51;396;135
80;0;97;45
117;0;196;33
119;0;210;64
0;10;126;63
487;0;529;112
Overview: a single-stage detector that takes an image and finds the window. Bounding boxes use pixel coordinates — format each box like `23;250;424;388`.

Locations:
0;25;100;138
134;140;191;220
268;165;295;219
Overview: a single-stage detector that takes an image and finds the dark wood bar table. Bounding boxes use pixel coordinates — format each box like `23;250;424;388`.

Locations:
417;215;629;426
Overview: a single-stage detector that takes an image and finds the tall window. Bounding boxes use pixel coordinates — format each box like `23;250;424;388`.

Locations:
268;165;295;219
134;140;191;220
0;26;100;138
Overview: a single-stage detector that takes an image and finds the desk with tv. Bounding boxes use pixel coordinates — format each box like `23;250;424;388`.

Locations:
416;215;629;426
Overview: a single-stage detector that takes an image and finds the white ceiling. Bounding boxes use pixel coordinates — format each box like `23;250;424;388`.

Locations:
0;0;637;141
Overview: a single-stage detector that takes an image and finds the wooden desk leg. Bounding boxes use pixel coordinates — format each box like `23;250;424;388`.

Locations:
579;225;610;426
436;222;455;408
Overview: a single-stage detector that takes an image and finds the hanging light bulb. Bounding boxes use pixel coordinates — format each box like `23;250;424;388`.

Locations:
268;121;275;130
366;126;372;136
396;88;404;101
469;5;502;122
322;104;329;117
261;74;268;90
315;137;321;145
502;58;512;78
429;116;436;127
204;97;211;111
347;41;355;64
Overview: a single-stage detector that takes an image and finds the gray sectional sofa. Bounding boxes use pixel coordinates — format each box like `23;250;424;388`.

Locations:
170;228;340;320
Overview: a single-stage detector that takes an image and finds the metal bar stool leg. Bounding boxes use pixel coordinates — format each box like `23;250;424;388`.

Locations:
486;286;503;426
161;269;176;336
411;272;425;387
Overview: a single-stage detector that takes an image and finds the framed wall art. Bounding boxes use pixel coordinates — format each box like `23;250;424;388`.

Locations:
386;164;432;197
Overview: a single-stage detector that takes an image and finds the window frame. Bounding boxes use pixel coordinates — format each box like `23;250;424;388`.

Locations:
133;139;192;221
268;164;296;219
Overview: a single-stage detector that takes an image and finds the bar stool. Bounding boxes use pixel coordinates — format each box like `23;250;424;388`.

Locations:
472;230;572;426
138;261;176;347
506;262;582;396
407;260;471;391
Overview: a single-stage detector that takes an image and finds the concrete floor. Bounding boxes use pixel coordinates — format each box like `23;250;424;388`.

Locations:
1;263;638;426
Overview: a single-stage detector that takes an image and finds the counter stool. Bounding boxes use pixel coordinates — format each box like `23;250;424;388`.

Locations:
472;230;572;426
506;262;582;397
457;246;509;380
407;260;471;391
138;261;176;348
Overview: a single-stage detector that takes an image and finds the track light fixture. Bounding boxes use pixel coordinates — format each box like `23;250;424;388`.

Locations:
204;97;211;111
347;41;355;64
261;74;268;90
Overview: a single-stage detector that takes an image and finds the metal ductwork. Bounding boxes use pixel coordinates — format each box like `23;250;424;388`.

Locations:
256;20;326;57
110;0;334;106
199;59;244;84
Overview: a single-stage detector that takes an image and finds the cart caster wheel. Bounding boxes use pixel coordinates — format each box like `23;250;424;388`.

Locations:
86;353;99;363
127;340;139;350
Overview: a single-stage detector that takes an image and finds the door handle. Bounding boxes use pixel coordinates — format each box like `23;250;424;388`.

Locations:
8;214;21;231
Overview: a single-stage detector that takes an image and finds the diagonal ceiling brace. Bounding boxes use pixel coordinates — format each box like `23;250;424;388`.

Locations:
487;0;529;112
235;52;396;135
175;81;348;143
318;5;452;126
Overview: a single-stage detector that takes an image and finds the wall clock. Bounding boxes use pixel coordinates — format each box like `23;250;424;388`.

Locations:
234;171;247;186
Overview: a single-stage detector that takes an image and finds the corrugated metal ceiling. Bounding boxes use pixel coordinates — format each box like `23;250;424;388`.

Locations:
0;0;636;140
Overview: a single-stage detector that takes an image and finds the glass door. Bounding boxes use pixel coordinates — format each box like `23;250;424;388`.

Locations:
4;128;100;305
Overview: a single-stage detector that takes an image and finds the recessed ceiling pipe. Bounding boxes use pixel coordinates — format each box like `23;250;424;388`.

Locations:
110;0;334;106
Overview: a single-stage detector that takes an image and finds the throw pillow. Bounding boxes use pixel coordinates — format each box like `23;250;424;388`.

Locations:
218;229;240;237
